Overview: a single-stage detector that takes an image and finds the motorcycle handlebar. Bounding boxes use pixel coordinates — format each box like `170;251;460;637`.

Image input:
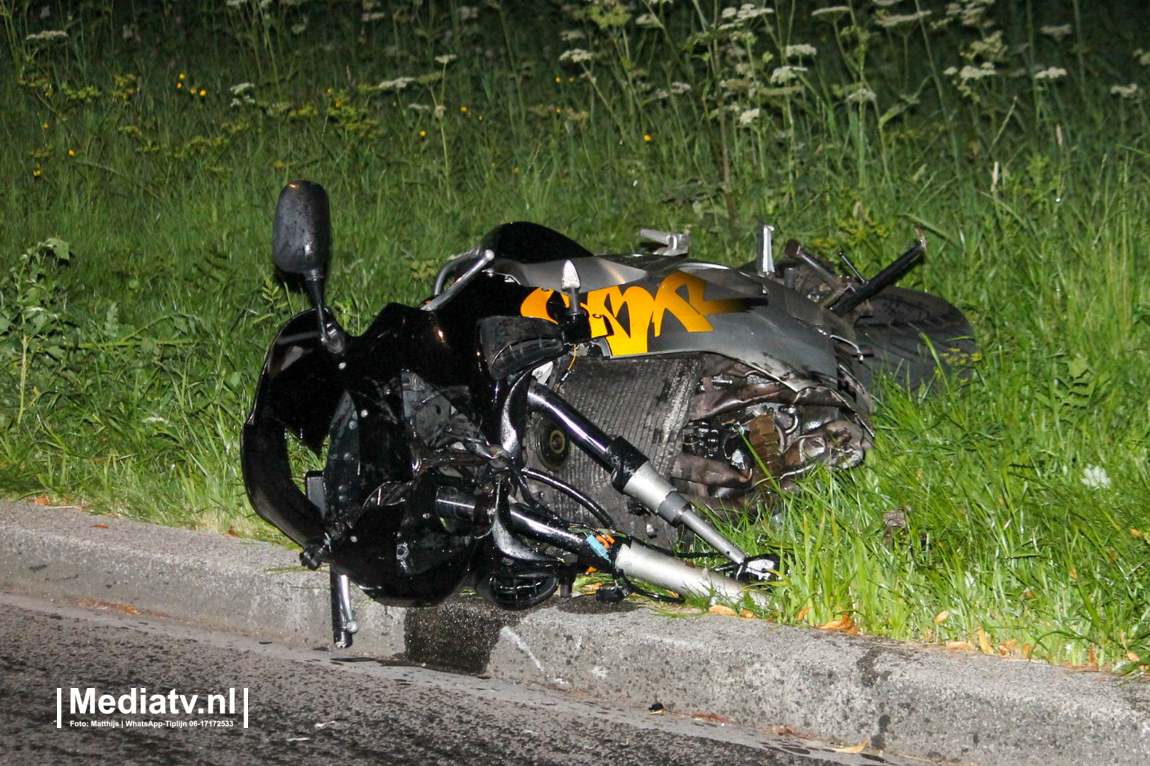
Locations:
830;236;925;315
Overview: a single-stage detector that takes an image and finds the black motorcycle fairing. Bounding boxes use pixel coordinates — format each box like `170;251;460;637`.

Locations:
249;309;345;449
480;221;594;265
241;310;345;546
242;415;326;547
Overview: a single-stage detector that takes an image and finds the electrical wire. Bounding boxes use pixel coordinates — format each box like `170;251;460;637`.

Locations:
520;467;617;529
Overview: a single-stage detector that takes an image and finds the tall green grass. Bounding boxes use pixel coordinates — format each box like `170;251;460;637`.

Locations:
1;0;1148;670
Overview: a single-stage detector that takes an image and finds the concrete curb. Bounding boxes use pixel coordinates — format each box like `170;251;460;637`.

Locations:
3;500;1148;765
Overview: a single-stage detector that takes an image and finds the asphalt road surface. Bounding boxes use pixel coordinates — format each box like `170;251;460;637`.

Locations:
0;590;926;766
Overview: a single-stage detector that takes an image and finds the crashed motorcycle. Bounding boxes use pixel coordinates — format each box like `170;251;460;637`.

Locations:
241;180;974;647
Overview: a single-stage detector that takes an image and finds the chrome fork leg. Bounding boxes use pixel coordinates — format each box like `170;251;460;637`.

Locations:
330;569;358;649
306;470;359;649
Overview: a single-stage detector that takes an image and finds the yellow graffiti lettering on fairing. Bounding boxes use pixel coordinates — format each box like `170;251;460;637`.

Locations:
519;271;740;355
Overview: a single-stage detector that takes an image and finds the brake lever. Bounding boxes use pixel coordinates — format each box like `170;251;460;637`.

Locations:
734;552;785;584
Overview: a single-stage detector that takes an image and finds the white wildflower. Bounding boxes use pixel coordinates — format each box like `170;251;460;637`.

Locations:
226;0;245;7
230;82;256;95
876;10;931;29
434;104;446;118
785;44;817;60
459;5;479;21
434;54;458;65
559;48;592;64
943;66;958;76
958;63;996;81
1033;67;1067;81
738;107;760;125
636;13;661;28
670;81;692;95
770;65;806;85
378;76;414;90
560;30;585;42
1039;24;1072;41
407;103;431;112
736;4;772;21
24;29;68;43
1111;83;1139;99
362;11;386;21
968;30;1005;62
1080;465;1111;490
721;5;738;19
873;0;901;7
811;6;850;20
1135;48;1150;67
966;0;993;26
844;86;877;104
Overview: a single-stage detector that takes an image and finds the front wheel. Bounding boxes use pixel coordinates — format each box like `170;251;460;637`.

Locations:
853;286;977;390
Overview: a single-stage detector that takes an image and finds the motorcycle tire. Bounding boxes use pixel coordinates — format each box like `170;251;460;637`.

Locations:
852;286;977;391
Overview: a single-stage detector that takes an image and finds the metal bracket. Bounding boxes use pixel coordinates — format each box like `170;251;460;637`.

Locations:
756;221;775;276
423;249;495;312
640;228;690;256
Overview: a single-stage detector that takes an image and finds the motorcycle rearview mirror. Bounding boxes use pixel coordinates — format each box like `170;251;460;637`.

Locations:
272;180;345;354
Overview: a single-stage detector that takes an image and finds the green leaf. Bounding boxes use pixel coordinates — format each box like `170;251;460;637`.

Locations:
41;237;71;264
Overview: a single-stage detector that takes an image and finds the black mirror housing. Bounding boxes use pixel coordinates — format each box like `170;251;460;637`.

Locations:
273;180;332;280
272;180;345;354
